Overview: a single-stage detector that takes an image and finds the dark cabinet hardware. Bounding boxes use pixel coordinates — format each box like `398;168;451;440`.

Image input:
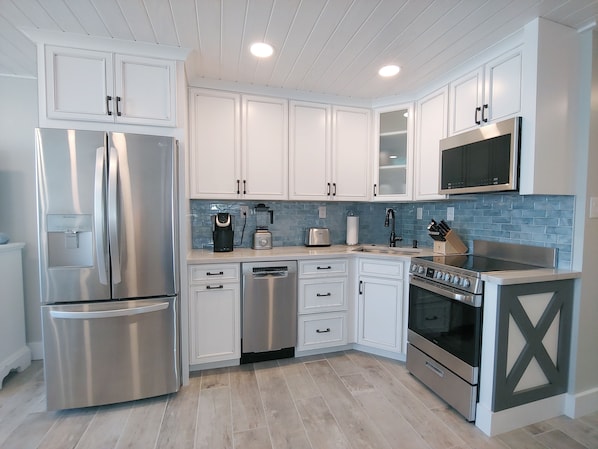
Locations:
373;184;377;196
316;266;332;270
236;179;240;194
481;104;488;122
316;292;332;297
243;180;246;195
316;328;331;333
206;271;224;276
475;106;481;125
359;280;363;294
332;183;337;196
206;285;224;290
106;95;113;116
116;96;122;116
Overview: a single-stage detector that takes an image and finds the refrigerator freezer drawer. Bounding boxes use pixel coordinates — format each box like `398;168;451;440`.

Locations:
42;298;179;410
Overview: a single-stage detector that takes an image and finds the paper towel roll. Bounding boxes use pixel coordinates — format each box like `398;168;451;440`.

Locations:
346;215;359;245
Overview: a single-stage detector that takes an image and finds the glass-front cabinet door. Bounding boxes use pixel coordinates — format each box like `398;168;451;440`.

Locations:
373;104;413;201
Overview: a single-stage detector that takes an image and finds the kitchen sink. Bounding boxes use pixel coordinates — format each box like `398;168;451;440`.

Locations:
352;245;422;255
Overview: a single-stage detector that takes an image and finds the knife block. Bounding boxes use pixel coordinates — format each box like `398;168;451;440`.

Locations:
433;230;468;254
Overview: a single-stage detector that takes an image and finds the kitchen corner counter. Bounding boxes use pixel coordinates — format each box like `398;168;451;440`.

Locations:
481;268;581;285
187;245;435;264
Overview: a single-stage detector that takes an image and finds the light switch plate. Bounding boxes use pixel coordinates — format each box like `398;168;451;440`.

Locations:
417;207;423;220
319;206;326;219
590;197;598;219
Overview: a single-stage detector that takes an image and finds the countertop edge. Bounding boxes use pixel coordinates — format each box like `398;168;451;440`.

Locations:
187;245;434;263
0;242;26;252
481;269;581;285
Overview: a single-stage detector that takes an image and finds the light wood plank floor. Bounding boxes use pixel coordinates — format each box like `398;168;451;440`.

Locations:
1;351;597;449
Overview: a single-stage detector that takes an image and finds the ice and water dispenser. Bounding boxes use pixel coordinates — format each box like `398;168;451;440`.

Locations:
46;214;94;267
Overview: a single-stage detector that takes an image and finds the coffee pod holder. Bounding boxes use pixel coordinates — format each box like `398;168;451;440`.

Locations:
433;230;468;254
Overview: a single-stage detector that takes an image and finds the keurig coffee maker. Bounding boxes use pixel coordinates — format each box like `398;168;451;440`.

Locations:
212;212;234;252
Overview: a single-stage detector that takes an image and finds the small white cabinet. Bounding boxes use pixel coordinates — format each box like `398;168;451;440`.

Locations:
414;86;448;201
357;258;405;354
189;89;288;200
372;104;414;200
188;264;240;365
289;102;370;201
0;243;31;388
449;48;522;135
44;46;176;126
297;259;348;352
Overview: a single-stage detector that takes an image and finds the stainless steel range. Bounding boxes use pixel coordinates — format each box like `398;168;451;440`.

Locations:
406;241;557;421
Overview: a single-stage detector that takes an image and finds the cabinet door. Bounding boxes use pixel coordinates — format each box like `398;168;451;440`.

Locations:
484;49;522;124
357;276;403;353
45;46;114;122
114;54;176;126
289;101;331;200
189;89;241;199
373;105;413;200
331;107;371;201
414;87;448;201
189;283;240;364
449;68;484;135
242;95;288;200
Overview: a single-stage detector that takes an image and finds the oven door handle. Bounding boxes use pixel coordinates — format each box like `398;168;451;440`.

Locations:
410;277;482;307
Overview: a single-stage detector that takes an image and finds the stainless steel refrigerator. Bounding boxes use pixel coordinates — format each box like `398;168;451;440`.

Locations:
35;128;180;410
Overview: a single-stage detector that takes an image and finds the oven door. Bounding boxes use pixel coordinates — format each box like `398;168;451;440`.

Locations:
408;276;482;384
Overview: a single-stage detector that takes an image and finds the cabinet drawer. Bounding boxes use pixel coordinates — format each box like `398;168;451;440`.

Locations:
358;258;404;279
189;264;240;283
298;312;347;351
299;278;347;313
299;259;347;277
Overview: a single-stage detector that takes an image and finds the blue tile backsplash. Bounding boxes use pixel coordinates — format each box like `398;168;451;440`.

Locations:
190;193;575;268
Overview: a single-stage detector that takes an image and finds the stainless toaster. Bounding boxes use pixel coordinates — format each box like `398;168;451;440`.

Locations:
305;227;331;247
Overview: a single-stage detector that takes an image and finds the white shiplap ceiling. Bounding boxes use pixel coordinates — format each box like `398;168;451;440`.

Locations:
1;0;597;101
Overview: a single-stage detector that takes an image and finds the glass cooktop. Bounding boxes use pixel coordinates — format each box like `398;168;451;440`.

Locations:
415;255;543;273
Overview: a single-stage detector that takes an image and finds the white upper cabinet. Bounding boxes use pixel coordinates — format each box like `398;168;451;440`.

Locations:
189;89;288;200
290;102;370;201
44;46;176;127
414;86;448;201
449;48;522;135
372;104;414;201
241;95;289;200
289;101;331;200
518;18;579;195
189;89;241;199
331;106;371;201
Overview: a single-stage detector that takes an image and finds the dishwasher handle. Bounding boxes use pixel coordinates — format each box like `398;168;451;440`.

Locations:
250;266;290;278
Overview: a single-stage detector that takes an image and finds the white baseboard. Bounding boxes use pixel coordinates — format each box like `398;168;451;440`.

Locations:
0;346;31;388
475;394;566;436
565;387;598;418
28;341;44;361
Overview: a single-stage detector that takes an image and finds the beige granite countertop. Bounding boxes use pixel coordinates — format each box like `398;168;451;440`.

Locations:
186;244;433;264
187;244;582;284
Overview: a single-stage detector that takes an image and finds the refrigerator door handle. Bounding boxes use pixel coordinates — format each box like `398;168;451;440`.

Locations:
94;147;109;285
108;145;121;284
49;301;169;320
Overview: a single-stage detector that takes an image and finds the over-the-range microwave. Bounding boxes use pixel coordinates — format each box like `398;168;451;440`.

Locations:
439;117;521;195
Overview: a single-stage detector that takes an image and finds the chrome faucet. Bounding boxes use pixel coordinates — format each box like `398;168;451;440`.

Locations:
384;208;403;247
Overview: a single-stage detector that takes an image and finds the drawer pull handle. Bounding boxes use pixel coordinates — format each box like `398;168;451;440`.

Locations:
206;285;224;290
317;266;332;270
316;328;331;333
316;292;332;297
425;361;445;378
206;271;224;276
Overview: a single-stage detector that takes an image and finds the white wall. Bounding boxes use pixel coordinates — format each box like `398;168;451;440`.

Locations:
569;29;598;417
0;76;42;357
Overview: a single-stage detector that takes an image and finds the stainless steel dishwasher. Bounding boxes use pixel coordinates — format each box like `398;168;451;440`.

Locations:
241;261;297;364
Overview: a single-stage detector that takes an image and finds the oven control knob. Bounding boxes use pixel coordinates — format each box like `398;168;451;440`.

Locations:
418;266;425;275
462;278;471;288
452;275;460;285
411;264;419;273
435;271;443;280
443;273;451;282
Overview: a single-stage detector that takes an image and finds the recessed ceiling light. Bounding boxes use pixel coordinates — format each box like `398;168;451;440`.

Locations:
250;42;274;58
378;65;401;77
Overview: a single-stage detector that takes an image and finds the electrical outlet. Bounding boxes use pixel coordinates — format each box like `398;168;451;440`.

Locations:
417;207;423;220
319;206;327;219
447;207;455;221
240;206;249;216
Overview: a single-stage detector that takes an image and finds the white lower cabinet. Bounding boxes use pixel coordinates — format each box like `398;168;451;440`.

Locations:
357;258;405;354
297;259;348;352
188;264;240;365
